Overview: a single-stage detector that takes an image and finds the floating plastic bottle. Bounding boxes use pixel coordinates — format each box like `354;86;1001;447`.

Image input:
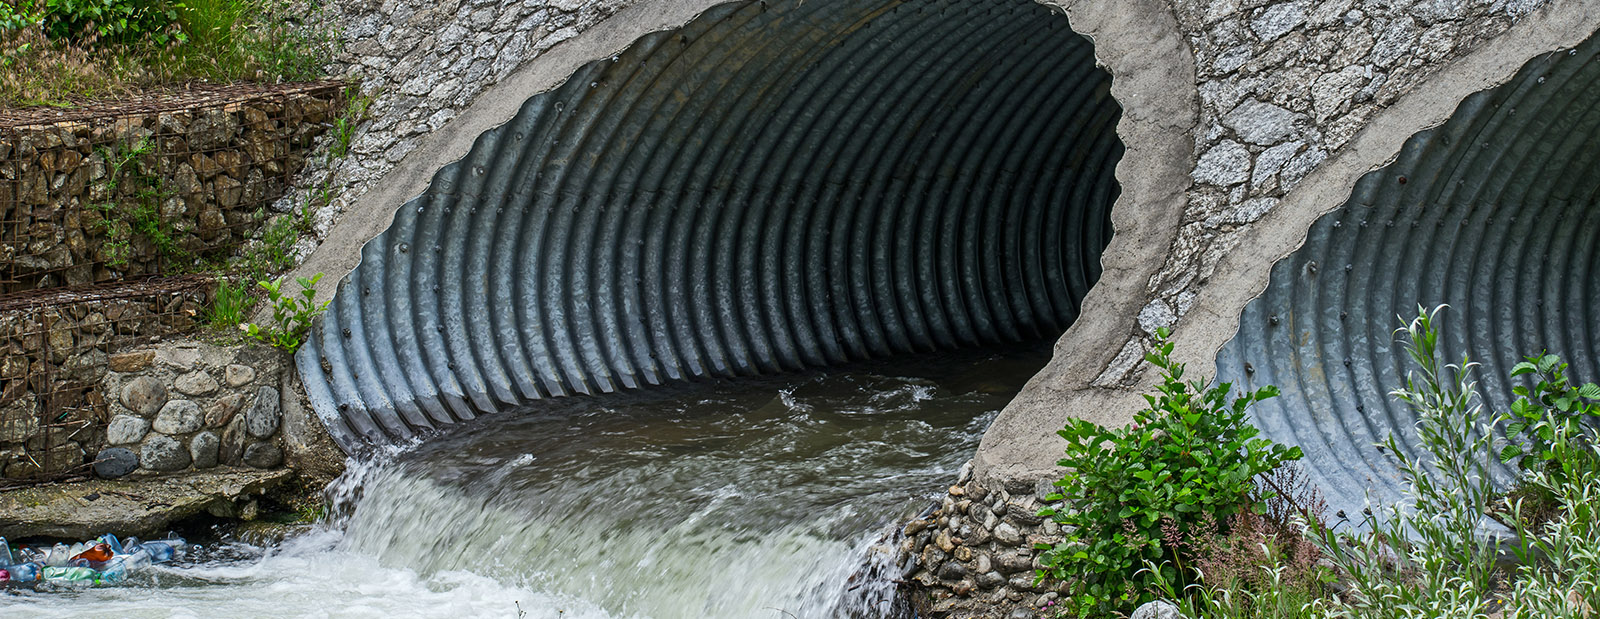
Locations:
70;543;113;566
41;566;102;583
0;536;13;566
6;562;41;583
0;568;9;582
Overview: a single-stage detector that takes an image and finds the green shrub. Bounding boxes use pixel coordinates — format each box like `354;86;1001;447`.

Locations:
1305;306;1524;617
243;272;327;353
1500;352;1600;490
1;0;334;106
1035;327;1303;617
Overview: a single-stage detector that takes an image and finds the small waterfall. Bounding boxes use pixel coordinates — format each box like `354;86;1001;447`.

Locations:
6;349;1043;619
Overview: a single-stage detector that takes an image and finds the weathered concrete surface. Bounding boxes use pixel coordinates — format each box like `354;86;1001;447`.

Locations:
0;467;291;540
971;0;1199;489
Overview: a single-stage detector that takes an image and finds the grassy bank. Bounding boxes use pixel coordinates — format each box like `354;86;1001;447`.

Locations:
1;0;336;108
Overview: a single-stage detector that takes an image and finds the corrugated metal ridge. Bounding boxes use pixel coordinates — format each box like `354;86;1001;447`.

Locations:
1216;33;1600;519
297;0;1124;450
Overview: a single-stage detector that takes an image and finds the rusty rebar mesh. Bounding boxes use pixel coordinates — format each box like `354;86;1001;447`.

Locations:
0;81;345;293
0;81;348;130
0;276;214;484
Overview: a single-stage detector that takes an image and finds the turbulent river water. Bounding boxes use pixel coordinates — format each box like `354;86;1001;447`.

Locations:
5;348;1049;619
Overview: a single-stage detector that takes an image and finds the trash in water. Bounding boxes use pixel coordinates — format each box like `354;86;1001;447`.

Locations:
0;533;186;586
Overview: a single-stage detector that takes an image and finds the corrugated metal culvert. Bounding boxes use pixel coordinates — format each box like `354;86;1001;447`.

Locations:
1217;32;1600;519
297;0;1124;449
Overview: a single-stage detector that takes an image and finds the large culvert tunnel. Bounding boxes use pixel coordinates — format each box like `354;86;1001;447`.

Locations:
297;0;1124;448
1217;33;1600;516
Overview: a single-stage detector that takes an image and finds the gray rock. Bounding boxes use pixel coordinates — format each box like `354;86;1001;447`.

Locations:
1312;65;1370;122
188;108;239;151
175;371;219;396
243;442;283;469
121;376;167;417
94;447;139;478
106;414;151;445
977;570;1006;590
997;552;1033;574
1370;16;1418;68
1223;99;1302;145
1191;140;1252;186
1137;299;1176;334
937;561;967;581
141;435;191;471
1250;1;1307;42
1132;600;1184;619
993;522;1023;546
246;386;281;438
153;400;204;435
224;364;256;387
1251;140;1304;188
190;431;220;469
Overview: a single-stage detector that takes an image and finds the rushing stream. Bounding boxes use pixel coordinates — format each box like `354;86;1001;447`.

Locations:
4;348;1049;618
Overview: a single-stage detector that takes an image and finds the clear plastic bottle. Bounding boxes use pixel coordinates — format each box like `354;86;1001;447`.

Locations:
0;536;13;566
6;562;41;582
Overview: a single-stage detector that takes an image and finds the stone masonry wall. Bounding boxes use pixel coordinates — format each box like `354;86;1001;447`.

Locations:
95;340;292;479
1095;0;1552;385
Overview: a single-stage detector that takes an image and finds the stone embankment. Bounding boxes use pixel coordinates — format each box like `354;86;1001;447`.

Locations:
902;462;1066;619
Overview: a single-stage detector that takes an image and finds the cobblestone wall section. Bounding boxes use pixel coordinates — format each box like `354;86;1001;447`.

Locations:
1094;0;1550;385
280;0;634;250
94;340;293;479
0;280;209;481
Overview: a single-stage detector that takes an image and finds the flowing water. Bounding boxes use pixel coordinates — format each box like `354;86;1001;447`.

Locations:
4;348;1049;618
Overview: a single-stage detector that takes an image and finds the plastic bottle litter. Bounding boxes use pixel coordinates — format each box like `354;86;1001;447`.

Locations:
1;532;184;587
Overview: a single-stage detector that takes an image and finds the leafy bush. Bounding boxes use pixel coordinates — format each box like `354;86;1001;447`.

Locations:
243;272;327;353
30;0;186;46
1305;306;1505;616
1500;352;1600;489
1035;327;1303;617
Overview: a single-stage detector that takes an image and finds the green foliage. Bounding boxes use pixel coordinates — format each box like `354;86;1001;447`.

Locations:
1035;327;1303;617
1306;306;1511;617
92;136;188;267
329;85;373;160
207;276;255;328
243;272;327;353
1500;352;1600;489
2;0;187;46
1501;437;1600;617
1;0;333;107
236;201;315;281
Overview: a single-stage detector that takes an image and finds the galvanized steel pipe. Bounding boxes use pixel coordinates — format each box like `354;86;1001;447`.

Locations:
297;0;1123;449
1217;34;1600;516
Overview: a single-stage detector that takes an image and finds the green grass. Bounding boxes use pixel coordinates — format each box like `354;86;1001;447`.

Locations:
1;0;335;107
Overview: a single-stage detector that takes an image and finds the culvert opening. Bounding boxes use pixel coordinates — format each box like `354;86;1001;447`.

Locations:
1217;32;1600;517
299;0;1124;448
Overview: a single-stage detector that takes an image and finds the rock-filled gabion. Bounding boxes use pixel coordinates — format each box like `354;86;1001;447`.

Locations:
0;84;342;292
0;286;207;480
